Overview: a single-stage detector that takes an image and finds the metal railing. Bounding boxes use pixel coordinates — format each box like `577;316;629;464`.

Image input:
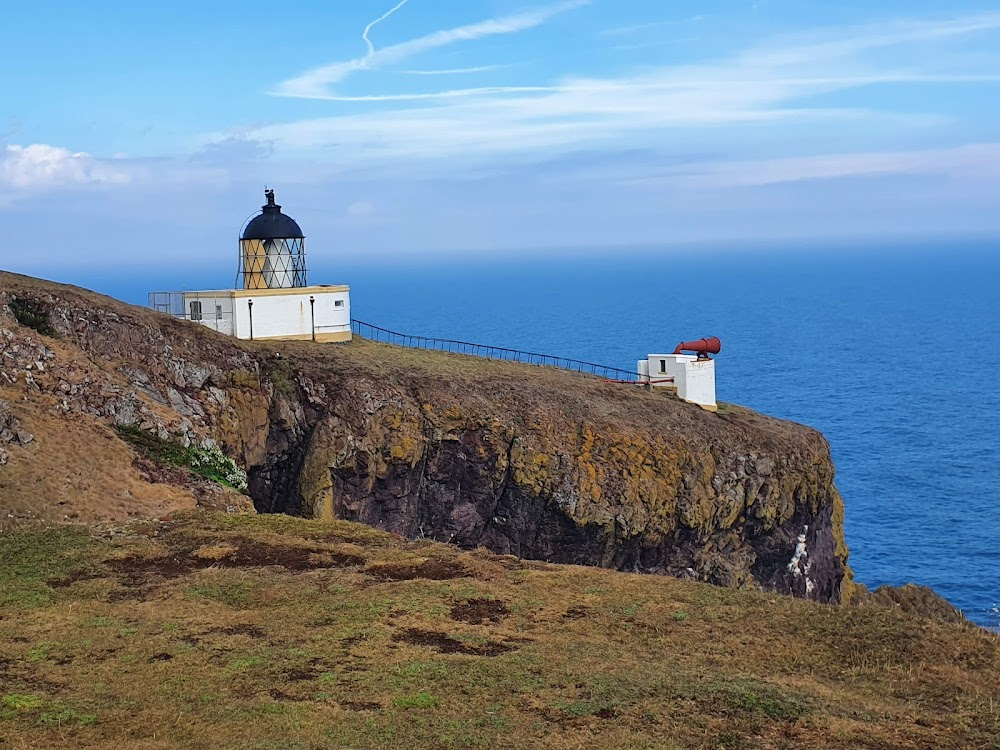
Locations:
351;319;648;383
148;291;188;317
148;291;235;334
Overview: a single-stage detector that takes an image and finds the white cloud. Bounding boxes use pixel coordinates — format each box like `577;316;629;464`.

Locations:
274;0;589;98
0;144;132;190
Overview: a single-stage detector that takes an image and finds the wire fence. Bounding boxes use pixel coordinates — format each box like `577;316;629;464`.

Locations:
351;319;654;383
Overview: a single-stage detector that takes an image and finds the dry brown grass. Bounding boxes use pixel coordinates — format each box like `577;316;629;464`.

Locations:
280;336;753;433
0;399;199;526
1;512;998;750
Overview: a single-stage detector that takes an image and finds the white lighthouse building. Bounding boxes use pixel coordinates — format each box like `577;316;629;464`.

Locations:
149;189;351;343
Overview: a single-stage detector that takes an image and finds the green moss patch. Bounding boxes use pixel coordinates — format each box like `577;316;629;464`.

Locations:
115;426;248;492
8;297;58;337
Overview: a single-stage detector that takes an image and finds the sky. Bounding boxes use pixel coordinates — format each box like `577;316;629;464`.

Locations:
2;0;1000;277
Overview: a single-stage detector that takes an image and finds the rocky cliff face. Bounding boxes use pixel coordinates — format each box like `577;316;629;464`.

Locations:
0;271;853;603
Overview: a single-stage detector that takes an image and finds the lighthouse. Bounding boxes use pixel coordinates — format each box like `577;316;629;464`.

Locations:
148;189;352;342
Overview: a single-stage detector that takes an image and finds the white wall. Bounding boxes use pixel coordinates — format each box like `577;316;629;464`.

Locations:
683;358;716;409
231;288;351;341
311;288;351;338
183;292;234;336
640;354;717;410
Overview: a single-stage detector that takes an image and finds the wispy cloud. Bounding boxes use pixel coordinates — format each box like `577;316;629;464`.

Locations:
627;143;1000;189
190;135;273;165
247;7;1000;165
395;65;510;76
363;0;411;57
274;0;589;99
283;85;554;102
601;16;705;37
610;37;700;52
737;12;1000;67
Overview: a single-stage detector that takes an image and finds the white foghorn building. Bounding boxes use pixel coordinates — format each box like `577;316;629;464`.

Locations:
638;337;720;411
149;189;351;343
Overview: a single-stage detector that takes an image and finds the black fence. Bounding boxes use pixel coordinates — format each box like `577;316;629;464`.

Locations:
351;319;646;383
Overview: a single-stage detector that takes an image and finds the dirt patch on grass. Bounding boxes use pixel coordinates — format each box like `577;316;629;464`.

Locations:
106;588;147;603
561;606;590;621
0;660;66;694
366;558;470;581
106;540;366;586
283;667;321;682
536;703;622;726
269;688;310;702
340;700;382;712
46;570;105;588
211;543;366;571
394;628;515;657
209;624;267;639
450;598;510;625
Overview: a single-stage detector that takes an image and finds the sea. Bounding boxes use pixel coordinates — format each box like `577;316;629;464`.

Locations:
74;239;1000;628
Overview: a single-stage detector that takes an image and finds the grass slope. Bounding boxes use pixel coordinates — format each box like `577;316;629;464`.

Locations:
1;513;998;750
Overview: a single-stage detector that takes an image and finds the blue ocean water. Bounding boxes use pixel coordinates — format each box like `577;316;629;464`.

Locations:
81;242;1000;627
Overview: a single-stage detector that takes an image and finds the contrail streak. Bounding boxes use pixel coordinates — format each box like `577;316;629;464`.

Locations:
363;0;412;57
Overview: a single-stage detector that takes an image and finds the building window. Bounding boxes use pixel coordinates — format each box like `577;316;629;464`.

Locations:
334;300;344;308
189;301;202;321
659;359;667;373
216;305;223;320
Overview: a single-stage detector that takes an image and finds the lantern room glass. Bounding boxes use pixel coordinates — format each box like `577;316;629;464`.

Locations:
239;237;307;289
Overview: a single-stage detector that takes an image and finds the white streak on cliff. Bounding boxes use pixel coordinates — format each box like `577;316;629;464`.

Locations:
787;525;809;575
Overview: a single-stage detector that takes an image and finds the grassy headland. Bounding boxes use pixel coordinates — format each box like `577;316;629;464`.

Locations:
1;512;997;750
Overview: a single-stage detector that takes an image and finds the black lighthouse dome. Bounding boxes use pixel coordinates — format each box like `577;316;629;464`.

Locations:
241;189;304;240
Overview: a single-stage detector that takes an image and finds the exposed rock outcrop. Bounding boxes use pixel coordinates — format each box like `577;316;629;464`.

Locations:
0;271;853;603
0;397;34;466
853;582;966;623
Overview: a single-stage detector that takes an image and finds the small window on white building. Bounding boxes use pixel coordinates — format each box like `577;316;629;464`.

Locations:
189;301;202;321
334;300;344;308
216;304;223;320
659;359;667;373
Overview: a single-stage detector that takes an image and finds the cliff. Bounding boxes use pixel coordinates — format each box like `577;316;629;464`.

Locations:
0;270;852;604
